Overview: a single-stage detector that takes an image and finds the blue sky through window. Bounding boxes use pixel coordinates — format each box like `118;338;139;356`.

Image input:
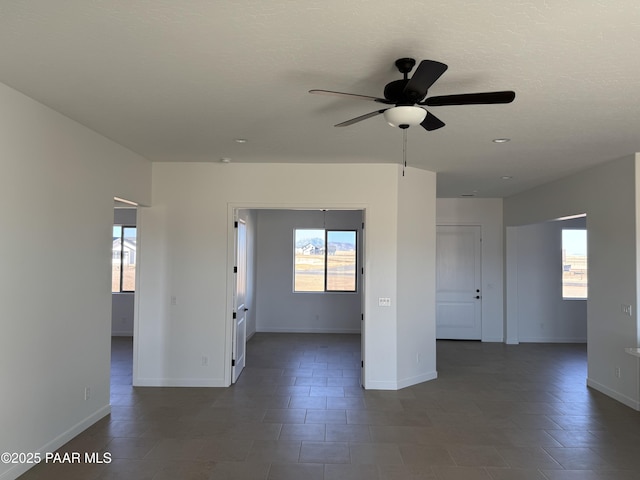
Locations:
562;229;587;255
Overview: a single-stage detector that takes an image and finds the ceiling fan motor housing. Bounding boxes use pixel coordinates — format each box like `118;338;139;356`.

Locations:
384;79;412;103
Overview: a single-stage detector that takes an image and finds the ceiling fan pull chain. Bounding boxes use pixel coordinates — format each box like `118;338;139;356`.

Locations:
402;129;407;176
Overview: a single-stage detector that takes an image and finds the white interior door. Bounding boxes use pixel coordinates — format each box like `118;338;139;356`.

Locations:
436;225;482;340
359;219;365;388
232;219;247;383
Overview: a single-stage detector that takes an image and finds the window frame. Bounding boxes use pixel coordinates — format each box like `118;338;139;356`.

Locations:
293;228;358;293
562;228;587;300
112;225;137;293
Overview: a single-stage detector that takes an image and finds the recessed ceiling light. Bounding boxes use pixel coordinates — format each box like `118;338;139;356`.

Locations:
492;138;510;143
220;157;231;163
501;175;513;180
234;138;248;144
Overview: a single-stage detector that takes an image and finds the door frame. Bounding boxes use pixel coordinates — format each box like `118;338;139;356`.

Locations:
224;203;368;387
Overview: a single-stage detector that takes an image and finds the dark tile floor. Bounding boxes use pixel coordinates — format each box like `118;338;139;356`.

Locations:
19;334;640;479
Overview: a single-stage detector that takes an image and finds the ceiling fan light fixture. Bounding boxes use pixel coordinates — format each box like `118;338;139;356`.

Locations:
383;106;427;128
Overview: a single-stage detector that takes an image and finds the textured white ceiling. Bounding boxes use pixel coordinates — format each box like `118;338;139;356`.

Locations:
2;1;640;197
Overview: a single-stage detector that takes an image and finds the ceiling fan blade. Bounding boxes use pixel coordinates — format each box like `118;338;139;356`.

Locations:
309;89;393;104
335;109;387;127
421;111;446;131
422;90;516;106
402;60;448;102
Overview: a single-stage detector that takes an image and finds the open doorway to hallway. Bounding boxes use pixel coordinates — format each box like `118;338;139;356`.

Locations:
506;215;587;344
111;198;138;390
230;208;365;386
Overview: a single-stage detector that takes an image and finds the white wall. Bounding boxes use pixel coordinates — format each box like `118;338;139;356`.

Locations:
255;209;363;333
504;154;640;409
514;217;587;343
436;198;504;341
112;208;137;336
112;294;135;336
137;163;437;390
114;207;137;226
396;168;438;387
0;83;151;480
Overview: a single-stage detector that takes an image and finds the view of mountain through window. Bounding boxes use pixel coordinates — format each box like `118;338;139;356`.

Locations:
294;229;357;292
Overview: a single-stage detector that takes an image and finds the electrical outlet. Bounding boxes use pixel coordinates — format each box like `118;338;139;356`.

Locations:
622;304;632;316
84;387;90;400
171;296;177;306
615;366;621;378
201;356;208;367
378;297;391;307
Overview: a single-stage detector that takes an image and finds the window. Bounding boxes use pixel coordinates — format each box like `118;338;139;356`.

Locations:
562;229;587;299
294;229;357;292
112;226;137;292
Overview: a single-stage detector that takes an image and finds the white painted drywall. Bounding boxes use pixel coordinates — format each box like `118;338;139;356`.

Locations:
515;218;587;343
0;82;151;480
504;154;640;409
137;163;436;390
112;208;137;336
436;198;504;342
255;209;363;333
114;207;137;226
396;168;438;387
112;294;135;336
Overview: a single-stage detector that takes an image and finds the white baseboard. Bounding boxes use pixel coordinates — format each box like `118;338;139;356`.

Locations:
518;337;587;343
256;327;361;334
1;405;111;480
364;380;399;390
364;371;438;391
133;377;227;387
396;370;438;390
587;377;640;411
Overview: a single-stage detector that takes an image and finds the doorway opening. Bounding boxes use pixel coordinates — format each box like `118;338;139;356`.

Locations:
228;207;366;386
506;215;587;344
111;198;138;395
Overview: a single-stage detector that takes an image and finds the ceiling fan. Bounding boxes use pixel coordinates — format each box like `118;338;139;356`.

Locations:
310;58;515;131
